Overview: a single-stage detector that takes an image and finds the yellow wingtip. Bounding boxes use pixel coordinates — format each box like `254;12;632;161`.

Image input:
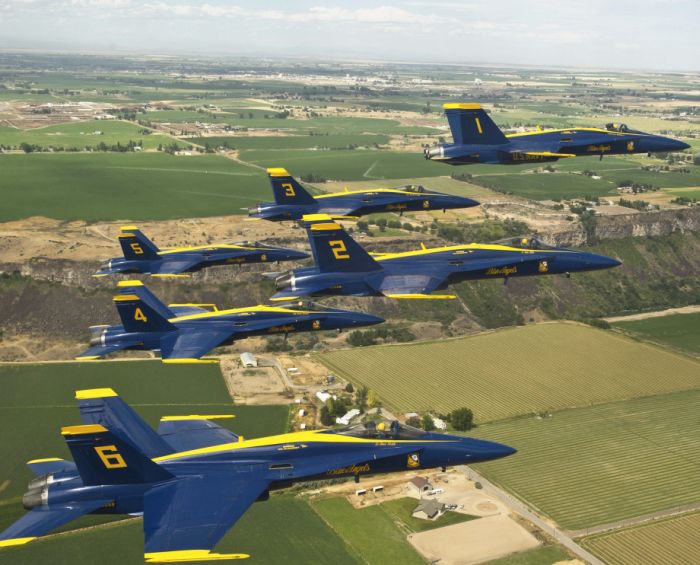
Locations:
161;359;220;364
160;415;235;421
74;356;100;361
75;388;118;400
26;457;63;464
384;293;457;300
150;274;191;278
0;538;36;548
117;280;144;287
120;225;139;231
145;550;249;562
61;424;108;436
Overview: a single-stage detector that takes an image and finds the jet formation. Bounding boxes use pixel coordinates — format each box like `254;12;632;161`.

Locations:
425;103;690;165
0;388;515;560
272;215;622;300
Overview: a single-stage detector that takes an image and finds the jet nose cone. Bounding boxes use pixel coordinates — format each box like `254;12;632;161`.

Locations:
353;312;385;326
289;250;310;260
467;438;517;461
451;196;480;208
582;253;622;271
675;140;691;151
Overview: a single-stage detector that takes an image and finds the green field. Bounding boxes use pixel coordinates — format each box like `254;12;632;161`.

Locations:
380;497;477;532
239;149;448;181
482;545;572;565
192;133;390;150
310;497;425;565
614;312;700;355
0;153;269;221
0;120;186;150
581;511;700;565
317;322;700;422
471;390;700;530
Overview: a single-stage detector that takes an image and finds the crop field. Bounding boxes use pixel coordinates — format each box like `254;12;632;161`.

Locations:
380;497;477;532
0;495;358;565
317;322;700;422
239;148;447;181
482;545;571;565
0;153;269;221
581;511;700;565
471;390;700;530
191;133;390;150
310;497;425;565
613;312;700;355
0;120;185;151
470;170;617;200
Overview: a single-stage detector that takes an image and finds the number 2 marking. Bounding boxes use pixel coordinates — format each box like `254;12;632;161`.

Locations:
95;445;127;469
329;240;350;260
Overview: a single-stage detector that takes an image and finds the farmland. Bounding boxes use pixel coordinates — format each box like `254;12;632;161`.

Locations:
380;497;477;532
317;322;700;422
0;153;268;221
482;545;572;565
581;511;700;565
613;312;700;355
471;390;700;530
309;497;425;565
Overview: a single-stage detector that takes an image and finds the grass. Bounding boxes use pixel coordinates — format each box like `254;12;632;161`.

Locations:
613;312;700;355
0;120;185;150
317;322;700;422
581;511;700;565
0;495;359;565
239;148;447;181
191;133;390;150
310;497;425;565
471;390;700;530
0;153;269;221
481;545;572;565
380;497;477;532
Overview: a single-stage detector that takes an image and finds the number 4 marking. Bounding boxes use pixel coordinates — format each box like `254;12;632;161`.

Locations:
134;307;148;323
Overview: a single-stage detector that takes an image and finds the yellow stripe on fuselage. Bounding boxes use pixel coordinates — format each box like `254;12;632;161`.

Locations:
168;304;314;322
506;127;650;138
371;242;567;262
158;244;255;255
314;188;418;200
152;429;456;463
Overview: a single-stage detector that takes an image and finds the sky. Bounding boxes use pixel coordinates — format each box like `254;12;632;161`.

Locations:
0;0;699;71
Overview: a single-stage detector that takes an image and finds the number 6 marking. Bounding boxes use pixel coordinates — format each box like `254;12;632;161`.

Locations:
95;445;127;469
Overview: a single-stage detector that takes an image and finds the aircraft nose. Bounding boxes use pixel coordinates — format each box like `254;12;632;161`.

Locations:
351;312;385;326
587;253;622;270
463;437;517;461
289;250;310;260
673;139;691;151
448;195;480;208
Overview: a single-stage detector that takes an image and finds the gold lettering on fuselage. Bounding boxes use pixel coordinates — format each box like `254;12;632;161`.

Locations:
511;153;547;161
486;266;517;276
326;463;371;476
268;324;295;333
587;144;611;153
386;203;408;211
226;257;246;264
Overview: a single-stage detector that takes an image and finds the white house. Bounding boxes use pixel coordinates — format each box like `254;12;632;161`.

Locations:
240;352;257;368
335;409;360;426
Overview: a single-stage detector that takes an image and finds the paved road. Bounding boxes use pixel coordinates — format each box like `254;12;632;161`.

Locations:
459;466;605;565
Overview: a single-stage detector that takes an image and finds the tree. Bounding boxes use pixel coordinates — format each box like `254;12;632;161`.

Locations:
450;408;474;431
345;382;354;393
405;416;421;428
319;405;334;426
367;389;379;408
355;386;368;412
19;142;34;153
421;414;436;431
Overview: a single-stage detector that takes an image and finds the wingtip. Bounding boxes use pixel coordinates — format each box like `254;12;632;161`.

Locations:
75;355;101;361
145;550;250;562
0;537;36;548
266;167;290;177
75;388;118;400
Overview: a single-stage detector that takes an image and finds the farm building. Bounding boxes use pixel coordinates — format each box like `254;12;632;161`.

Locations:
408;476;433;496
316;391;335;403
336;409;360;426
412;499;445;520
432;416;447;430
240;352;257;368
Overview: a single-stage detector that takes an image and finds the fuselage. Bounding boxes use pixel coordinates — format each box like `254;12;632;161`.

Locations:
426;126;690;165
24;425;515;517
250;188;479;221
276;241;622;298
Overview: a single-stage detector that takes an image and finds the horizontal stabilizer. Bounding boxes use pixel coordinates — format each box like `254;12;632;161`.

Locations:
383;293;456;300
26;458;76;476
519;151;576;158
75;342;135;361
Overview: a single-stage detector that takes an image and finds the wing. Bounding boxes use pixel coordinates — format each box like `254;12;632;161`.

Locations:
151;258;201;276
160;328;233;362
26;458;77;476
517;151;575;158
377;274;449;298
0;500;111;546
157;417;239;452
75;342;136;361
143;470;269;562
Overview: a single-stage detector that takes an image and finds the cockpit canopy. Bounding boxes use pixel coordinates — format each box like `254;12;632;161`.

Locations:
274;299;321;311
494;235;558;250
605;123;629;132
233;240;266;247
400;184;429;194
331;420;428;440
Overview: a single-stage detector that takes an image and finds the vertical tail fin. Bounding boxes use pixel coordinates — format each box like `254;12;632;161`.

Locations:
119;226;160;261
443;103;507;146
113;281;176;333
303;215;379;273
267;168;316;205
76;389;173;458
61;424;173;486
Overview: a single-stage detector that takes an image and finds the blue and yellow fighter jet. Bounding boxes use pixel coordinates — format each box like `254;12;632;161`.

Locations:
94;226;308;277
424;103;690;165
0;388;515;561
76;280;383;362
247;167;479;221
272;215;621;300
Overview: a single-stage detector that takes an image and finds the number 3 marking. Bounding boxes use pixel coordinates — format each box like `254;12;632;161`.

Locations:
282;183;295;197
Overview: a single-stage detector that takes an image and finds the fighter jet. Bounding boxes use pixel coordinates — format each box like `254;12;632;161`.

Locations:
94;226;308;277
0;388;515;561
424;103;690;165
272;216;621;300
76;280;383;362
247;167;479;221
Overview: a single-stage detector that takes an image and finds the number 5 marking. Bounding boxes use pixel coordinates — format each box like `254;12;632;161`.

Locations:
282;183;295;197
329;240;349;260
130;242;144;255
134;307;148;323
95;445;127;469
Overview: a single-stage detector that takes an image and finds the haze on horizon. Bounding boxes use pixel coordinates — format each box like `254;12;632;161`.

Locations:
0;0;699;72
